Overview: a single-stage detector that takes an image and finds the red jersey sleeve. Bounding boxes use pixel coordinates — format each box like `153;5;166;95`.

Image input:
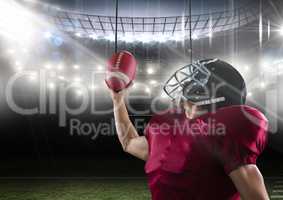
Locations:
217;106;268;175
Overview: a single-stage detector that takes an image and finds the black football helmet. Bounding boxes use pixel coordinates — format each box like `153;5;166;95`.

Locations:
163;59;246;108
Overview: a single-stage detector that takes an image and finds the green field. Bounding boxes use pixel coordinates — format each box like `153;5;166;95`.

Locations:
0;177;282;200
0;179;151;200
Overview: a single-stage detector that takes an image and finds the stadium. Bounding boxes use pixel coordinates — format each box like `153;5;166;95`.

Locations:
0;0;283;199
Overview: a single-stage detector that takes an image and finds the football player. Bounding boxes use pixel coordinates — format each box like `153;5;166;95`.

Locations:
109;59;269;200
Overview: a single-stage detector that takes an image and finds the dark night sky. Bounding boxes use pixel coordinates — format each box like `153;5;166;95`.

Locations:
38;0;246;17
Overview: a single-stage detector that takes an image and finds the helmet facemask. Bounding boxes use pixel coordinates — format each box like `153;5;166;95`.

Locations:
163;59;226;106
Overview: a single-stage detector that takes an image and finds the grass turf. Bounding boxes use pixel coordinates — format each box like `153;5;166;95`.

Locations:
0;178;280;200
0;179;151;200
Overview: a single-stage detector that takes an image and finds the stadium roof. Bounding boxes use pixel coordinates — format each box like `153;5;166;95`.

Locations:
43;0;273;41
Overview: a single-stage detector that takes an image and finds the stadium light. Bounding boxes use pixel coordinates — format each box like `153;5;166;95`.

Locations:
260;60;270;71
74;77;81;82
15;61;21;66
279;27;283;36
89;84;97;90
73;65;80;70
44;31;52;39
45;64;52;70
75;32;82;37
261;61;268;68
0;1;35;42
58;76;65;80
147;67;155;75
97;65;103;71
57;64;64;71
149;80;157;85
15;66;23;72
192;33;199;40
29;76;37;82
137;34;153;43
7;49;15;54
89;33;97;40
173;34;184;42
122;34;135;43
76;90;84;96
273;59;283;65
145;87;151;94
28;72;37;82
156;34;167;43
104;34;115;42
48;82;55;89
244;65;250;71
85;32;209;43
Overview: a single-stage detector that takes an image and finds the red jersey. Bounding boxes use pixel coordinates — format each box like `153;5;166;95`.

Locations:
144;105;268;200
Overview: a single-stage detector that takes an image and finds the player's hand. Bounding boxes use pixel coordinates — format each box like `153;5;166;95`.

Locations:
109;88;126;103
106;82;131;102
106;82;134;104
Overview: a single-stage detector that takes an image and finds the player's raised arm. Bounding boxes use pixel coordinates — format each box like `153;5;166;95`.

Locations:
109;88;148;161
105;51;148;161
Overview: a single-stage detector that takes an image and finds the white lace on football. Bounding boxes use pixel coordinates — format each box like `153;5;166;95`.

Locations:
106;71;130;84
